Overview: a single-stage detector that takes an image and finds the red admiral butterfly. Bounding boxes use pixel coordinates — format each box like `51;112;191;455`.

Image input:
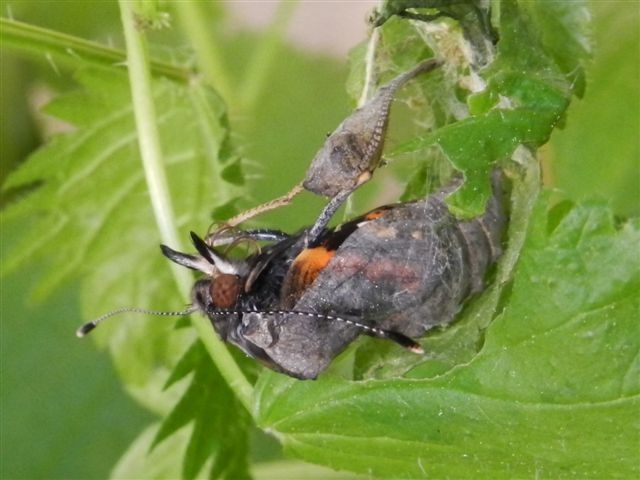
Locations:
159;173;506;379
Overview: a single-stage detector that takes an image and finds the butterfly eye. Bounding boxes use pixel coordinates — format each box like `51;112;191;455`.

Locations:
211;274;242;309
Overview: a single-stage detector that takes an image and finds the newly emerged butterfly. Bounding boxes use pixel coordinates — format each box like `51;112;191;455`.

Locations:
158;172;507;379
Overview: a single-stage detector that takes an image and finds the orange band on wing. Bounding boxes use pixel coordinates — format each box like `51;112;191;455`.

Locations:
281;246;336;308
292;246;336;287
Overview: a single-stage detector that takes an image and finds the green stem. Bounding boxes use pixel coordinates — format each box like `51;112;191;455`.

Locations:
118;0;253;413
119;1;183;274
358;0;386;106
358;26;380;107
0;17;189;82
174;2;235;105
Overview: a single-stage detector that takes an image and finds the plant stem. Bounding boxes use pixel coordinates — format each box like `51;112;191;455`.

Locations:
0;17;189;82
174;2;235;105
118;0;253;413
358;26;380;107
119;0;183;277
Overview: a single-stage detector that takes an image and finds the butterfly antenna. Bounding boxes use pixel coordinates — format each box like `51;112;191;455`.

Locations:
207;309;424;354
306;311;425;354
76;305;199;338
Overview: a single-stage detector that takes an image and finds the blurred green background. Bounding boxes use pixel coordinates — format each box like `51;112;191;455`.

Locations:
1;1;637;479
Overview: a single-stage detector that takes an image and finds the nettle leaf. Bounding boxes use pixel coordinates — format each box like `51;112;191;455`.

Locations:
255;194;639;478
548;2;638;218
1;66;241;411
152;341;253;480
392;1;589;217
111;423;187;479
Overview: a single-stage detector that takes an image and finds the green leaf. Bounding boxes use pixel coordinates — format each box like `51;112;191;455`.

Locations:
111;422;187;479
163;339;207;389
391;1;588;217
252;460;365;479
1;66;240;412
153;341;252;480
0;17;189;83
254;194;639;478
547;2;639;217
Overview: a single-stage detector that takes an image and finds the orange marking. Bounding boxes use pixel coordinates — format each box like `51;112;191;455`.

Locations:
281;247;338;308
364;209;386;221
292;246;336;288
